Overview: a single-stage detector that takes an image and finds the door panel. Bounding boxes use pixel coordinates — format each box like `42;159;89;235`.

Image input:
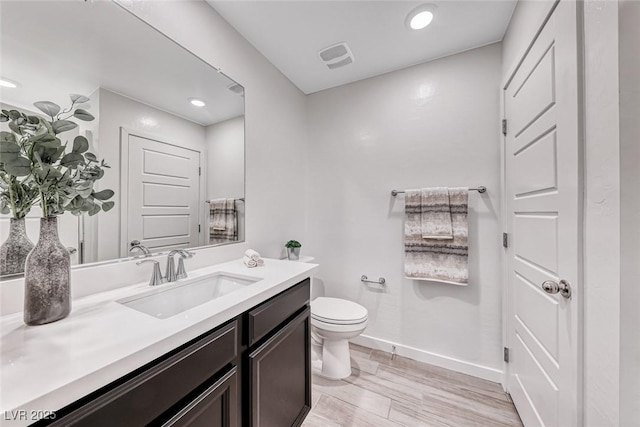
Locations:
143;215;190;239
143;149;192;179
510;46;556;139
514;215;559;273
143;183;191;207
515;273;559;359
513;333;559;424
504;2;581;426
512;131;558;196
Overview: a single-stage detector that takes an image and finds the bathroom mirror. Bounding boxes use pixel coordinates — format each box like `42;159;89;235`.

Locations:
0;1;245;276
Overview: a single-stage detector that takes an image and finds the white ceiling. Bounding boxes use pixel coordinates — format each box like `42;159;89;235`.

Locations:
0;1;244;126
208;1;516;94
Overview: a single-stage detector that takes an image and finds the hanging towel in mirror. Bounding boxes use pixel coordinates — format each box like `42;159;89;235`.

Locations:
210;199;227;230
209;198;238;243
404;187;469;285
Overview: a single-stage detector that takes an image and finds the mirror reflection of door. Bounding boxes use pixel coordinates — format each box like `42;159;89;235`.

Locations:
122;131;201;257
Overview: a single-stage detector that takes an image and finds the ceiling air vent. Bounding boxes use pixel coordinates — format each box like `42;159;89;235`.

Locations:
318;42;354;70
227;83;244;97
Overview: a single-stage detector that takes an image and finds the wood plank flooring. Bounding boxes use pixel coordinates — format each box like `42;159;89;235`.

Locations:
302;343;523;427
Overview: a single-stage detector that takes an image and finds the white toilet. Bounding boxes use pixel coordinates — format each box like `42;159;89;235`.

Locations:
311;297;368;380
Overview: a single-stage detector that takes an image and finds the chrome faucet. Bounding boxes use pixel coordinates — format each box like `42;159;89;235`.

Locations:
129;240;151;258
136;259;166;286
165;249;196;282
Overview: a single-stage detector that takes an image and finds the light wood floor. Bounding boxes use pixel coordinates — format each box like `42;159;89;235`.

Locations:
302;343;523;427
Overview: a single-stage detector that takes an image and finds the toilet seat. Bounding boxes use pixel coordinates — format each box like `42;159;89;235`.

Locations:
311;297;368;325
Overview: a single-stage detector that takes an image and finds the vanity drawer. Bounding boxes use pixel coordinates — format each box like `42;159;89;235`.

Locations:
247;278;310;346
52;320;238;427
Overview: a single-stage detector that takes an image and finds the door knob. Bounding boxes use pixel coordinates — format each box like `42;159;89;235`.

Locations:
541;279;572;299
66;247;77;254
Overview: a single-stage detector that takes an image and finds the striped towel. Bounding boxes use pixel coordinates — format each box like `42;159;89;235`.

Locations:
404;187;469;285
419;187;453;239
209;198;238;243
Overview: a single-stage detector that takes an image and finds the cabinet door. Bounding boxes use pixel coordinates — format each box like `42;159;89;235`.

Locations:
248;307;311;427
162;367;238;427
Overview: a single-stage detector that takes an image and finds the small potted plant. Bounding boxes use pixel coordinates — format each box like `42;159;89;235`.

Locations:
285;240;301;260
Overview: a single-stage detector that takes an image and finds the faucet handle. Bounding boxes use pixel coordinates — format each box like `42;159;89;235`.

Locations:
175;250;195;279
172;250;195;280
136;259;166;286
171;249;195;258
165;255;177;283
181;250;196;258
176;257;187;280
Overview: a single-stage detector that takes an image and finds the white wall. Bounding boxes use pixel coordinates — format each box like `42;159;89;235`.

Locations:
206;115;246;243
206;116;244;200
97;88;207;262
305;43;503;380
618;1;640;425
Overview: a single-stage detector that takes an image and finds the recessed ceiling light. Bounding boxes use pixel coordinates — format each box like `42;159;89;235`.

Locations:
0;77;19;88
189;98;206;107
406;5;436;30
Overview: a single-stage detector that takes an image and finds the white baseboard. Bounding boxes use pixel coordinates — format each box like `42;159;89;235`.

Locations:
351;334;504;384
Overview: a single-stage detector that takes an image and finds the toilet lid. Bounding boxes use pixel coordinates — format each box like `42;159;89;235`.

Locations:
311;297;368;324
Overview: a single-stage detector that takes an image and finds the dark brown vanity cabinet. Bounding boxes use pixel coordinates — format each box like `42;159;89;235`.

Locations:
42;278;311;427
247;308;311;427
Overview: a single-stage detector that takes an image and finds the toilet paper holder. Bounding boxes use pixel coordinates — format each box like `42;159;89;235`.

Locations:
361;275;386;286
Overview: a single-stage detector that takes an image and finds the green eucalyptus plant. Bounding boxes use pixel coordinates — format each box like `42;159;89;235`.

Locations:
0;94;114;218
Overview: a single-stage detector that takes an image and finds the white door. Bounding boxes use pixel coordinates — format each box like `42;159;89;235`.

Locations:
504;2;581;426
123;133;200;255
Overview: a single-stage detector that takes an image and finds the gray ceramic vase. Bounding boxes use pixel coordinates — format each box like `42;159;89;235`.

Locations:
24;217;71;325
0;218;34;276
287;247;300;261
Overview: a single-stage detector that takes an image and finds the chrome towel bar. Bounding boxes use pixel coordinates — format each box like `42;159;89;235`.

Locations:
361;275;386;285
205;198;244;204
391;186;486;196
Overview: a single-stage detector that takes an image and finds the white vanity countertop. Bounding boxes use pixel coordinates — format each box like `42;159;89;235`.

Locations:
0;258;317;426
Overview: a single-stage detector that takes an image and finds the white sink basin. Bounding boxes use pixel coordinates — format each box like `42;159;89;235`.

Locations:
118;272;261;319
